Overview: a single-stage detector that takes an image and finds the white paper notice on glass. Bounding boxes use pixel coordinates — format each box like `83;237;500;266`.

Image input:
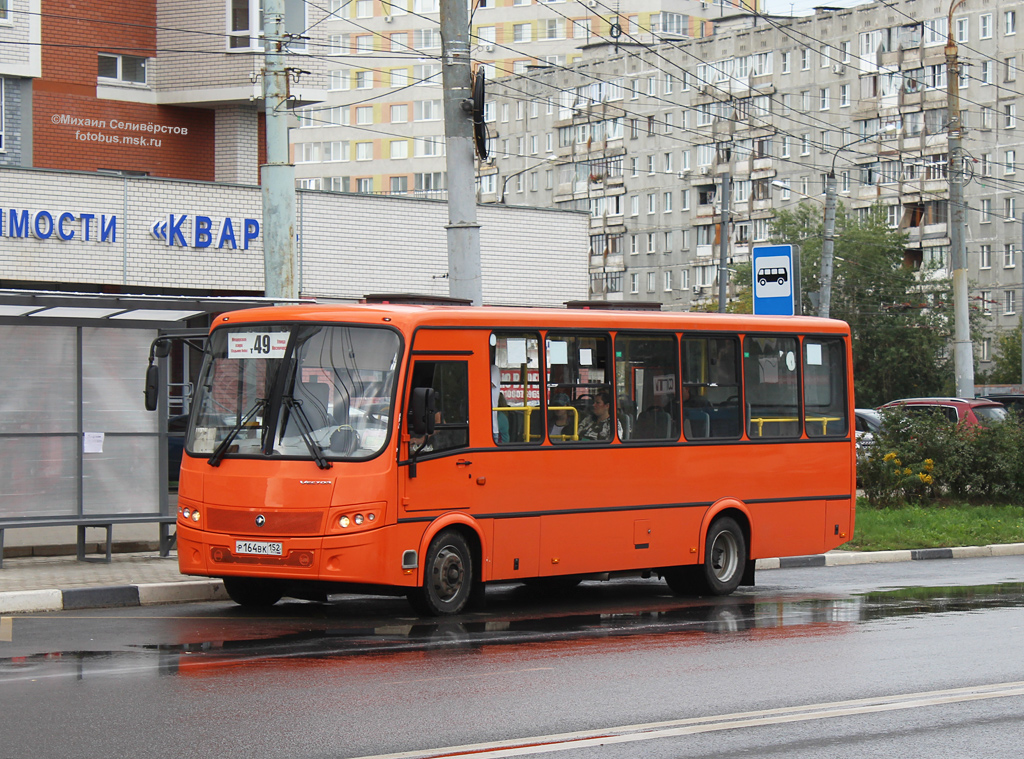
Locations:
83;432;105;454
548;340;569;365
806;343;823;366
506;339;528;366
579;348;593;366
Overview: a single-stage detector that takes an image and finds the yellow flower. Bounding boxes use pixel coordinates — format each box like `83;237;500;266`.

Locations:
904;467;913;475
924;459;934;471
883;452;898;462
918;472;933;485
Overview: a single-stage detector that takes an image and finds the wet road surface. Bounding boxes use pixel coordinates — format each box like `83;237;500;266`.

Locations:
2;557;1023;757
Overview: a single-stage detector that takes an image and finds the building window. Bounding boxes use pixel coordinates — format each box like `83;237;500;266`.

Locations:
981;13;993;39
980;244;992;269
390;140;408;160
356;70;373;89
390;175;409;194
664;270;673;292
1005;243;1016;268
663;192;673;213
97;54;147;84
513;23;531;43
781;51;790;74
981;290;993;314
1006;290;1017;315
819;88;830;110
1007;197;1018;219
1005;103;1017;129
630;273;639;294
355;142;373;161
981;198;992;222
1007;10;1017;36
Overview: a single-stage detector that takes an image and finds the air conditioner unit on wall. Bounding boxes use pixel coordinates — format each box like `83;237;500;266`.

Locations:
587;0;598;6
832;64;845;75
385;15;393;23
484;43;494;52
698;166;709;175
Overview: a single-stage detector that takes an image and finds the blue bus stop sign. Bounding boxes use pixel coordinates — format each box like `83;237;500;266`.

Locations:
752;244;795;316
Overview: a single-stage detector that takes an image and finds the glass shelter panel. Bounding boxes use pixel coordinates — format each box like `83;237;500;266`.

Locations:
0;326;77;434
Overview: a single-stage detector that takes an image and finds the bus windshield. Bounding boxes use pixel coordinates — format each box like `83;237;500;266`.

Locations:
187;324;401;462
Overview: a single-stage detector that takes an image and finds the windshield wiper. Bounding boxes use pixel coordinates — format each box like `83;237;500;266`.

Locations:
283;397;332;470
208;399;266;467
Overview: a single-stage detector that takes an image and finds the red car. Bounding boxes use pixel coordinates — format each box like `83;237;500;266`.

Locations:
879;397;1008;426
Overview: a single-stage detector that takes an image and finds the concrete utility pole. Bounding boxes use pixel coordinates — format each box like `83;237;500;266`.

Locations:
946;0;975;398
718;172;730;313
820;125;895;319
262;0;298;300
440;0;483;305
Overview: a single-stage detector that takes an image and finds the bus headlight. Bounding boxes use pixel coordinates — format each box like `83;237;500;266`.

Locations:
354;514;364;525
339;515;351;528
190;510;201;522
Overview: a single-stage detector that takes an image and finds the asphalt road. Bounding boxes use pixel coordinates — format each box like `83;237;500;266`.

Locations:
2;557;1023;758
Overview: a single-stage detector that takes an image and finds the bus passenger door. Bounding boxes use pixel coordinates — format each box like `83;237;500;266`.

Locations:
401;359;478;513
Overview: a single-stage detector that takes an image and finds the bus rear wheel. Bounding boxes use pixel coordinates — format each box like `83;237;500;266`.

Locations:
223;577;284;608
697;517;746;595
408;529;474;616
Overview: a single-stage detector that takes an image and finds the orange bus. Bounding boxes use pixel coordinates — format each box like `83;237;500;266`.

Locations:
173;303;855;615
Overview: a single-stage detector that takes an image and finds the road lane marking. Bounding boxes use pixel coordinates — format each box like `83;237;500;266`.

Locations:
385;668;554;686
347;681;1024;759
0;617;12;642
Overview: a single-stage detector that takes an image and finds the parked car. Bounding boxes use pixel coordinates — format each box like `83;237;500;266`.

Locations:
878;397;1008;427
855;408;882;453
979;394;1024;414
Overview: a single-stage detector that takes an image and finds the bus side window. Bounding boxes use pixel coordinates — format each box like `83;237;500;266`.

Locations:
680;337;741;439
744;336;800;439
490;332;543;445
407;361;469;455
804;338;848;437
546;332;616;444
616;333;680;442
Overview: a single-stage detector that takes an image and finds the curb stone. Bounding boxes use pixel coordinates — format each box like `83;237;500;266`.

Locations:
3;545;1023;615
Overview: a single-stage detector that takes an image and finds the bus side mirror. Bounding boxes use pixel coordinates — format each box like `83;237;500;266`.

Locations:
144;363;160;412
410;387;437;436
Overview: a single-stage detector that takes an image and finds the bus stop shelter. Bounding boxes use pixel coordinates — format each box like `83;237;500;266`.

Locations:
0;290;280;565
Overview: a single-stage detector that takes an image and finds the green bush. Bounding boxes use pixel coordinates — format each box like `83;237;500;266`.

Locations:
861;408;1024;506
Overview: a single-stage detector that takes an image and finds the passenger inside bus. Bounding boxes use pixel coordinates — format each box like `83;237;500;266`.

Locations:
578;388;619;441
548;392;573;440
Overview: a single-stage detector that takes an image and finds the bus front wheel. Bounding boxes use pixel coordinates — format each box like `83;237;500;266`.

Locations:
408;529;474;616
698;517;746;595
223;577;284;608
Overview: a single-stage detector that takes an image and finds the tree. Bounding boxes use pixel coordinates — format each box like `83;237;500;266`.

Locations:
979;320;1023;384
770;203;954;407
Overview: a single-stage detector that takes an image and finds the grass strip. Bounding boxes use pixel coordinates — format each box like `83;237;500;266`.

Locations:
841;501;1024;552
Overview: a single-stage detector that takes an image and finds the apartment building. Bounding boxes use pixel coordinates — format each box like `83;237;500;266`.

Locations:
289;0;756;194
481;0;1024;369
0;0;328;182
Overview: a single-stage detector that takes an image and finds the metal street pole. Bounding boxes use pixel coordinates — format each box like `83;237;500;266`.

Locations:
261;0;298;300
440;0;482;305
947;0;975;398
1020;217;1023;384
718;172;730;313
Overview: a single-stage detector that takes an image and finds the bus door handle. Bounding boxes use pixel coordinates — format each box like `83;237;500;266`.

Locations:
456;459;472;467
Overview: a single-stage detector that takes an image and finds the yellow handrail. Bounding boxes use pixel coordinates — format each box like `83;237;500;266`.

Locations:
749;415;842;436
494;405;579;442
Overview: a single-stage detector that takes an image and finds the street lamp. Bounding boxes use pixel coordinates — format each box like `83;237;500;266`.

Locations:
820;123;897;319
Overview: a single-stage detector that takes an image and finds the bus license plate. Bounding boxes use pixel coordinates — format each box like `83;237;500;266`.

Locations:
235;540;283;556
